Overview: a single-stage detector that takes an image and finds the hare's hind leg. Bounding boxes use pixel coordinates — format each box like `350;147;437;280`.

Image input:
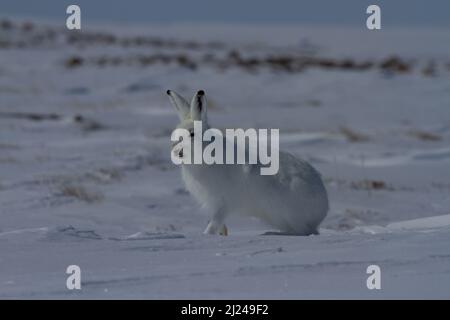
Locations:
218;224;228;236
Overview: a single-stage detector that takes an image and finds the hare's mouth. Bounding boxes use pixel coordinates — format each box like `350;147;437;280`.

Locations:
171;142;184;159
173;149;183;158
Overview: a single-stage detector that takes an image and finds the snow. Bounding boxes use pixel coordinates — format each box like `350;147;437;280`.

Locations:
1;19;450;299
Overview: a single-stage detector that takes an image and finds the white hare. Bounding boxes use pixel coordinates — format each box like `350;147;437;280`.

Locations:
167;89;328;236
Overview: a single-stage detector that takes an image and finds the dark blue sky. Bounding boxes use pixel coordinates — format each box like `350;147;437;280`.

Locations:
1;0;449;27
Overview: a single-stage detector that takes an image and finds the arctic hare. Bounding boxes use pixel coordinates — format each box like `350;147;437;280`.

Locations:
167;89;328;235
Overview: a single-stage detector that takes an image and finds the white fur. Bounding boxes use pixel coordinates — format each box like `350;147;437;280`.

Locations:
167;90;329;235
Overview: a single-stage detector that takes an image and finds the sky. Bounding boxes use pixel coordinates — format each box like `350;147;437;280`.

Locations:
1;0;450;27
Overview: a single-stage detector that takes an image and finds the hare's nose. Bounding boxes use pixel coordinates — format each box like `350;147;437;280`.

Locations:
197;90;204;96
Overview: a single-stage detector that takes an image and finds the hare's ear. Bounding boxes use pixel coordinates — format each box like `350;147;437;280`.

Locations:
190;90;207;122
167;90;190;120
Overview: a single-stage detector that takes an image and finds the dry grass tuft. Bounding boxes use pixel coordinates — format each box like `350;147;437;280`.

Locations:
408;130;442;142
339;126;370;142
58;184;104;203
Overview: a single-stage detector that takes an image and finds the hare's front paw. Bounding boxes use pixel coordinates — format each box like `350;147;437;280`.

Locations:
203;221;228;236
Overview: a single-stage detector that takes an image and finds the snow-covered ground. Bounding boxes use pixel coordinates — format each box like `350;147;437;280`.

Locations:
1;19;450;299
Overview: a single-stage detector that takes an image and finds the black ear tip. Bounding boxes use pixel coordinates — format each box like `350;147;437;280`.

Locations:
166;90;171;95
197;90;205;96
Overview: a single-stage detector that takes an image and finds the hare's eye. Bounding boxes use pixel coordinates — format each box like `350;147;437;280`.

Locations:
190;131;194;137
